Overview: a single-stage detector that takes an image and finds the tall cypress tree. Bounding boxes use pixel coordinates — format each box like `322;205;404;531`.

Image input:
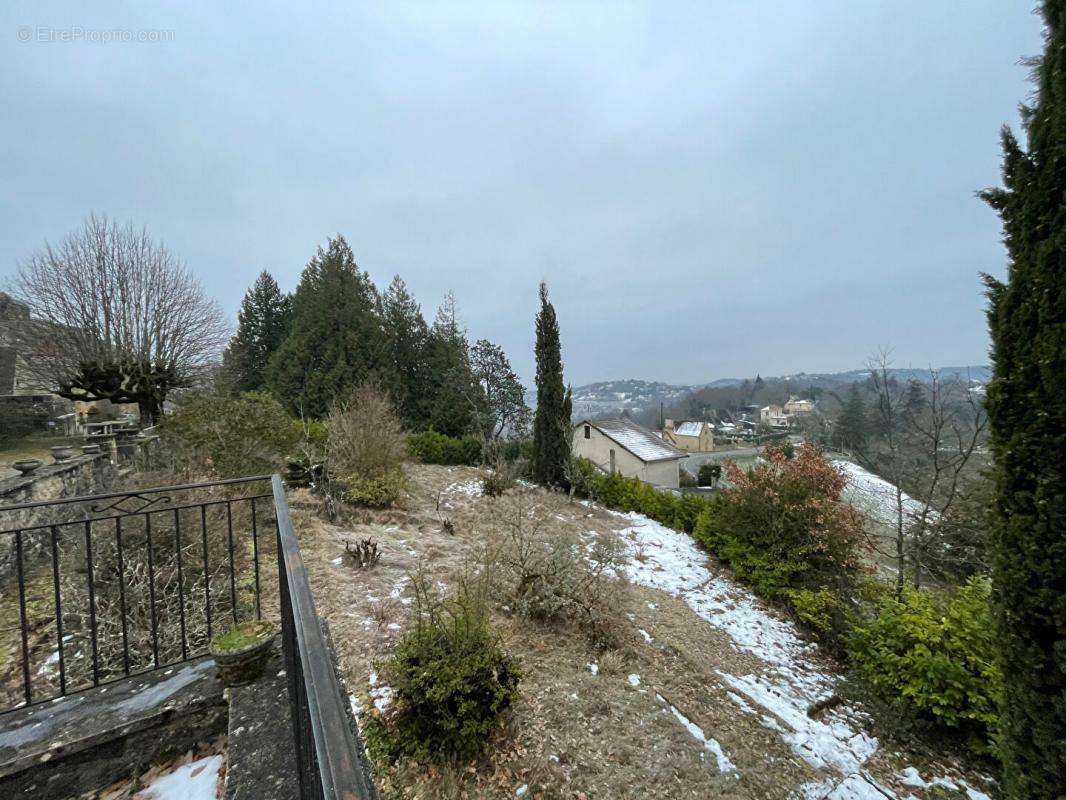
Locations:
980;4;1066;794
223;271;291;392
268;236;387;417
531;282;568;486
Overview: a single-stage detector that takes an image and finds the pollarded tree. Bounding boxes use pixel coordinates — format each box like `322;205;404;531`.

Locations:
268;235;390;417
222;271;291;392
980;2;1066;794
13;214;227;424
531;282;569;487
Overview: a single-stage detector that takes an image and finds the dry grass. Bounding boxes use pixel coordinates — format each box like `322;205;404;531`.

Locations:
296;464;816;799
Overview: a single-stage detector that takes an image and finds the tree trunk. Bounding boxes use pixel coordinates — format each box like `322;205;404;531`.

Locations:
138;394;162;427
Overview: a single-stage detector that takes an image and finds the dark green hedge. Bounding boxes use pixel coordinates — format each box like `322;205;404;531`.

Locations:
407;431;481;465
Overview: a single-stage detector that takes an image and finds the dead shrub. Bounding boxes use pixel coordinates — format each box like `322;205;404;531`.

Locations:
346;538;381;569
327;383;407;509
484;496;628;650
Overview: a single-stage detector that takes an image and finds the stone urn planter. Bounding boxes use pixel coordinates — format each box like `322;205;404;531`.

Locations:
209;621;277;687
12;459;42;476
50;446;75;464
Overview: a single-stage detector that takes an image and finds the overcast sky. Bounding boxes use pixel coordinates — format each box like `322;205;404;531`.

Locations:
0;2;1043;386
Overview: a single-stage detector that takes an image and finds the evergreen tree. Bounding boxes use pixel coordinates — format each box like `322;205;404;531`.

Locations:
835;383;869;454
980;4;1066;794
424;292;477;437
222;271;291;392
531;282;568;486
267;236;388;417
381;276;431;428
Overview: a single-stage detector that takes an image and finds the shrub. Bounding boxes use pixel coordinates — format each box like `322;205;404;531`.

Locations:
481;461;516;497
328;383;406;477
692;443;865;600
407;430;481;465
486;496;627;649
341;467;406;509
367;576;520;764
847;576;1001;752
159;391;300;478
697;463;722;487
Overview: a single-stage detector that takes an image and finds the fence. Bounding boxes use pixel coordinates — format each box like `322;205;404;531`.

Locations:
0;474;375;799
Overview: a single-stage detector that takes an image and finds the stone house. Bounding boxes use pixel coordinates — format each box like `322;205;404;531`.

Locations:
784;396;815;416
0;292;50;397
572;417;686;489
760;404;791;428
662;419;714;452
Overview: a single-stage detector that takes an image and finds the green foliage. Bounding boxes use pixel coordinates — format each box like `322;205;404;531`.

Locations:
691;445;864;602
341;467;406;509
847;577;1001;751
268;236;392;417
584;470;716;535
835;383;869;453
222;271;291;393
531;283;569;487
697;463;721;487
783;587;844;639
423;293;479;437
366;577;520;764
0;404;52;446
160;391;300;478
407;431;481;465
981;4;1066;791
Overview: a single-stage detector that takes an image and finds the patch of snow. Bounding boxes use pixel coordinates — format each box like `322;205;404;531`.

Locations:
834;460;928;528
370;684;393;712
139;754;223;800
656;693;735;773
515;784;528;797
446;479;482;498
637;629;653;643
607;506;924;797
331;556;343;565
587;662;599;676
627;674;641;687
349;694;363;717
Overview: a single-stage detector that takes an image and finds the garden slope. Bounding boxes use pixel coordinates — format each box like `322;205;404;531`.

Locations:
296;464;993;800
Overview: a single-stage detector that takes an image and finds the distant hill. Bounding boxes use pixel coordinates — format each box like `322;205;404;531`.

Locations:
564;366;990;418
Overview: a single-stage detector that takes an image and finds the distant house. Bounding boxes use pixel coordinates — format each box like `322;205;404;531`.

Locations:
760;404;791;428
573;417;686;489
784;397;815;416
662;419;714;453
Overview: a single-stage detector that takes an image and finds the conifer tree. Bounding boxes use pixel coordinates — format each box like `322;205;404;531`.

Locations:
835;383;869;454
268;236;388;417
424;292;477;436
223;271;291;392
531;282;568;486
381;276;431;427
981;3;1066;793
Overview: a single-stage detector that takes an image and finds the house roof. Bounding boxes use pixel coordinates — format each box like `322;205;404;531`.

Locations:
577;417;686;463
673;421;708;437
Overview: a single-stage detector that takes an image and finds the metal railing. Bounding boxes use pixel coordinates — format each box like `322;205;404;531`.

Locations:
273;475;377;799
1;474;375;799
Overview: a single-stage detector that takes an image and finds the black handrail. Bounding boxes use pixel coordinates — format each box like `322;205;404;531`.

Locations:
272;475;376;799
1;477;272;711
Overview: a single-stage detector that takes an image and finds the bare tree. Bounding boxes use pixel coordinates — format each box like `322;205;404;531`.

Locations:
12;214;227;423
853;351;989;595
